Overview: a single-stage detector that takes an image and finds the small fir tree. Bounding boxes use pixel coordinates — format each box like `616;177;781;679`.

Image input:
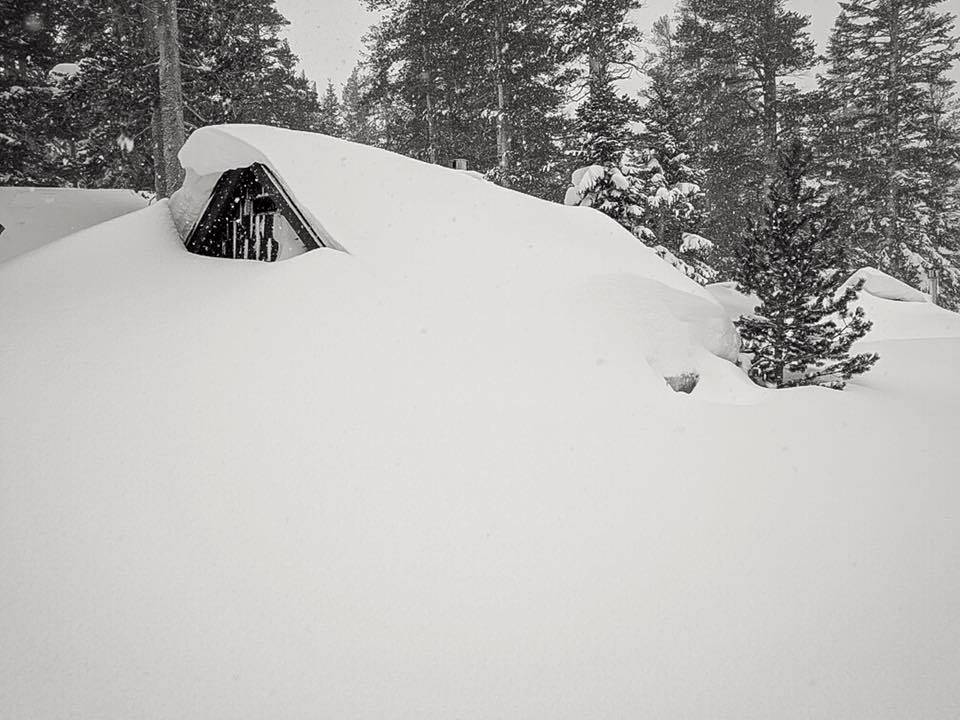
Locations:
0;0;68;185
734;140;879;390
640;17;707;250
564;158;649;241
564;2;650;241
317;80;344;137
341;65;375;146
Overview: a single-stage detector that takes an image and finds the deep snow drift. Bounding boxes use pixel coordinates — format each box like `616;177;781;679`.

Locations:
0;186;148;263
708;268;960;343
2;126;960;720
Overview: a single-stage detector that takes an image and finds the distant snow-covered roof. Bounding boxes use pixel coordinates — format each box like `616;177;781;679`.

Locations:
0;186;148;263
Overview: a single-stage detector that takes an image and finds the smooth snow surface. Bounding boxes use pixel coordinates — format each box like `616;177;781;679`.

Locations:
2;126;960;720
0;186;148;263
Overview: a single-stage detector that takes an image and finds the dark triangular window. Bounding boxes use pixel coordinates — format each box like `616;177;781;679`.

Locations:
185;163;324;262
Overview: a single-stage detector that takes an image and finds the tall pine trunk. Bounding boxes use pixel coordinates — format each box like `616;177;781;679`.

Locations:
138;0;165;197
492;1;511;185
760;5;779;187
156;0;186;196
762;64;779;182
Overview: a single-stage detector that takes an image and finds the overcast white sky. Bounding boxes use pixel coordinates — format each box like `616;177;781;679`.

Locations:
276;0;960;90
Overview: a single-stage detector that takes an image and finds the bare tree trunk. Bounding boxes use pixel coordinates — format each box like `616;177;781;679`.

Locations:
424;84;438;164
493;2;511;186
156;0;186;196
588;56;602;84
762;64;779;181
139;0;166;197
884;0;902;261
150;107;166;195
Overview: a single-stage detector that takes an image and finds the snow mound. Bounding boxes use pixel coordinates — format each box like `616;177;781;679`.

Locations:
171;124;738;373
680;231;713;253
845;266;930;303
3;128;960;719
705;280;760;321
0;186;148;263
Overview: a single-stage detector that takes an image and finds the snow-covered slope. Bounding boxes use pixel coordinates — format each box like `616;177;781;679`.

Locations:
0;186;148;263
2;127;960;719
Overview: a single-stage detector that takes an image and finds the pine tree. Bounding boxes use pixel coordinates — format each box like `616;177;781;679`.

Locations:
364;0;572;197
456;0;573;197
564;1;648;241
182;0;321;132
638;15;715;281
734;140;879;390
564;161;649;240
568;0;641;163
0;0;67;185
362;0;495;162
678;0;814;176
51;1;158;189
565;75;647;241
341;65;375;146
575;74;639;169
921;85;960;306
820;0;960;308
7;0;326;191
676;0;815;253
317;80;344;137
361;0;445;159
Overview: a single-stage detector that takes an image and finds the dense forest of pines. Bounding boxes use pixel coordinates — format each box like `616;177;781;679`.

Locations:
3;0;959;307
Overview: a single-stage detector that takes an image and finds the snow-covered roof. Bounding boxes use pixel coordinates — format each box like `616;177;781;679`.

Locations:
170;124;740;375
0;187;147;263
172;126;703;286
